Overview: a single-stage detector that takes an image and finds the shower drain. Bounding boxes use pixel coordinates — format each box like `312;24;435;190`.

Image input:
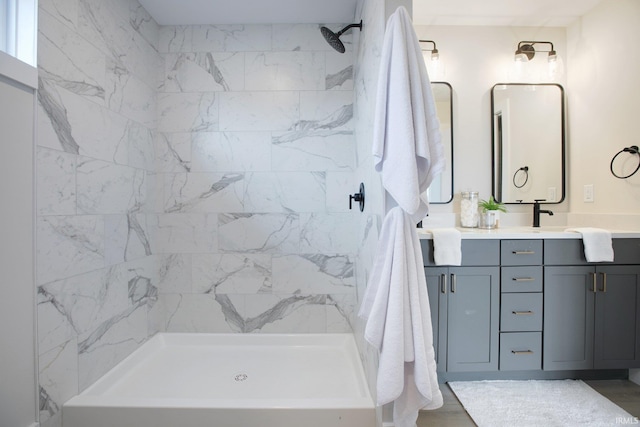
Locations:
234;373;248;382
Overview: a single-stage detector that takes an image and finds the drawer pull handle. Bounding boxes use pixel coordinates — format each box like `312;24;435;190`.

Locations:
440;273;447;294
512;310;534;315
512;277;534;282
451;274;456;293
590;272;597;293
600;272;607;293
511;350;534;355
512;250;535;255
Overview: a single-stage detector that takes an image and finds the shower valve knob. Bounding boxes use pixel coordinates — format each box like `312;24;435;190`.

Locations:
349;183;365;212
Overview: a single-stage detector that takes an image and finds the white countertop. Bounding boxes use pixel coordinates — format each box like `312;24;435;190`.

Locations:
417;226;640;240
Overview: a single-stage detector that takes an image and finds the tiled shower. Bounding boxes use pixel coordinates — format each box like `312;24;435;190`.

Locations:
34;0;389;425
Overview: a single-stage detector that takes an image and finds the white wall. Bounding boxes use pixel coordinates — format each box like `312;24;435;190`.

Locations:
567;0;640;381
0;65;37;427
566;0;640;228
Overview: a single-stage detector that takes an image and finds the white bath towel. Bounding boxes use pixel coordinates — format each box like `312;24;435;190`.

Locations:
372;5;445;223
428;228;462;266
358;207;443;427
565;227;614;262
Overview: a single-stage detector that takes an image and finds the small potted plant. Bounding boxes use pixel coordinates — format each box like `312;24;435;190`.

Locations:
479;196;507;229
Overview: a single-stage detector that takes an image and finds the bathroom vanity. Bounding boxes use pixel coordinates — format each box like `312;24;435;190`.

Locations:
420;229;640;382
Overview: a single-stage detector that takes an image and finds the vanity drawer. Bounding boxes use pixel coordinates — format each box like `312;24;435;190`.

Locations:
500;332;542;371
501;240;542;266
500;293;542;331
544;239;640;265
421;239;499;266
501;266;543;293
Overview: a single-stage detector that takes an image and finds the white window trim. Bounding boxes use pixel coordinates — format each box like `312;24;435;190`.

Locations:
0;49;37;89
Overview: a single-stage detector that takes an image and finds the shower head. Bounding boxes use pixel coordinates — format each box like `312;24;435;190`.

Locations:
320;20;362;53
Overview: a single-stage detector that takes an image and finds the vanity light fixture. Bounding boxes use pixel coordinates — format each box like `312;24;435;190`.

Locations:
419;39;444;79
514;41;556;63
514;41;563;80
419;39;439;61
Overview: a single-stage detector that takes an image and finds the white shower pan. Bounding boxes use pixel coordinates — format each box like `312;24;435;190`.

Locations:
63;333;375;427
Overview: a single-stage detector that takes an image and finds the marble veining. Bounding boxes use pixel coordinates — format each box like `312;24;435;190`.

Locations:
158;92;219;133
327;65;354;90
215;293;326;333
192;253;271;295
155;133;192;172
164;52;243;92
126;212;152;258
218;213;300;253
163;172;244;213
38;78;80;155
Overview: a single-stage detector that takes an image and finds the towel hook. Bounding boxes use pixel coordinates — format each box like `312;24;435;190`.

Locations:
610;145;640;179
349;183;365;212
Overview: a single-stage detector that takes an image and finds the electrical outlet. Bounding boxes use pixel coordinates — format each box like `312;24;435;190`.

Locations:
583;184;594;202
548;187;557;202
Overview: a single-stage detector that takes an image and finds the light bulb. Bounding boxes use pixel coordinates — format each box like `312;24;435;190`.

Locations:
547;54;564;80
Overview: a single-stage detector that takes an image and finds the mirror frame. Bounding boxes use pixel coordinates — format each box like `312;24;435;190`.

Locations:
430;81;454;204
490;83;566;205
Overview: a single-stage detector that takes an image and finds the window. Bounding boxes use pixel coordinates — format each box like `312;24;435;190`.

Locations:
1;0;37;67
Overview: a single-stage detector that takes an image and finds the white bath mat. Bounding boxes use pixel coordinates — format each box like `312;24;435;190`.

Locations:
449;379;635;427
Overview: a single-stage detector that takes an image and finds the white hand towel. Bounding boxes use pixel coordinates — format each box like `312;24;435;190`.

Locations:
359;207;443;427
372;5;445;223
565;227;614;262
428;228;462;266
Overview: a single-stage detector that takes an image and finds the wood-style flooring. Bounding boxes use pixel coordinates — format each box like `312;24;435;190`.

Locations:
417;380;640;426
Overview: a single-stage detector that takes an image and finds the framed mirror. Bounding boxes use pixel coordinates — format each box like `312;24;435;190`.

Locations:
491;83;565;204
428;82;454;204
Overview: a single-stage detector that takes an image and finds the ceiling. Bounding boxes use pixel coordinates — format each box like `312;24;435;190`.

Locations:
137;0;360;25
138;0;605;26
413;0;605;26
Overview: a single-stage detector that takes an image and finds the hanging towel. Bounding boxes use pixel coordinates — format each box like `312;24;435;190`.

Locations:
372;5;445;223
565;227;614;262
359;207;443;427
428;228;462;266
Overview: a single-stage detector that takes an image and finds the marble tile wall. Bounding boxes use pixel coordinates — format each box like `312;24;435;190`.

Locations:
36;1;160;426
35;1;357;425
152;23;357;336
353;0;386;414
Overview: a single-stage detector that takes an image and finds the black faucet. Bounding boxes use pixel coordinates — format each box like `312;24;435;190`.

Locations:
533;199;554;227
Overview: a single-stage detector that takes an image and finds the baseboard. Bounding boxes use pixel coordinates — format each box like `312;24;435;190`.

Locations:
382;423;395;427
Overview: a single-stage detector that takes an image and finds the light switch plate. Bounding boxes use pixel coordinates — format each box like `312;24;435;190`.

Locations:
583;184;594;202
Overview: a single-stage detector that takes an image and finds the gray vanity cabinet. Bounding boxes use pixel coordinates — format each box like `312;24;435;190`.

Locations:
425;267;448;371
543;266;595;370
594;265;640;369
543;239;640;371
445;266;500;372
422;240;500;373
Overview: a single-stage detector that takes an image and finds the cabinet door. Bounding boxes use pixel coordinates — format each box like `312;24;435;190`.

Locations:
594;265;640;369
446;266;500;372
425;267;448;372
543;266;595;370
